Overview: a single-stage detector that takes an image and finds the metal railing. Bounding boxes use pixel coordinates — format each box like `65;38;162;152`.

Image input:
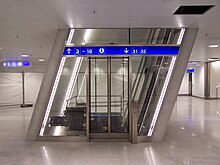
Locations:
67;95;124;110
66;95;129;124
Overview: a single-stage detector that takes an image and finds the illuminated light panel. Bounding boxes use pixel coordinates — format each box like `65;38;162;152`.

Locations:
61;57;83;113
84;29;93;43
2;61;30;67
209;44;219;48
66;29;75;46
177;28;185;45
147;56;177;136
39;57;66;136
39;59;45;62
21;54;29;57
81;29;93;45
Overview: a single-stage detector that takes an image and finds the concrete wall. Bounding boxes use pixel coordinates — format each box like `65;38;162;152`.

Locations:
193;64;204;98
210;61;220;98
179;64;204;98
0;73;43;105
179;72;188;95
179;61;220;98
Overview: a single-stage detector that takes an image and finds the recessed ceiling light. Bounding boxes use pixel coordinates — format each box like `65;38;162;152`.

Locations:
21;54;29;57
0;47;2;50
39;59;45;62
192;133;197;136
169;145;175;149
209;44;219;48
208;58;219;61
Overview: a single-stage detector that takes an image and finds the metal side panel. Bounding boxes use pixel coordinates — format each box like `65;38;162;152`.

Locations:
151;28;198;142
26;29;70;140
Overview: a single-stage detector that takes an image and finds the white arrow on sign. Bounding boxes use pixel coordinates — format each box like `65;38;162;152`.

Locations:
67;48;72;54
124;48;129;53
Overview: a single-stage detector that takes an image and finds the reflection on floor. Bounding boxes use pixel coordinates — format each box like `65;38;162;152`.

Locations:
0;96;220;165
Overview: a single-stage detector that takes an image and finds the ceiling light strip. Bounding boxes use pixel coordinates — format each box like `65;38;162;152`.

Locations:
147;56;177;136
209;45;219;48
39;57;66;136
177;28;185;45
66;29;75;46
208;58;219;61
61;57;83;113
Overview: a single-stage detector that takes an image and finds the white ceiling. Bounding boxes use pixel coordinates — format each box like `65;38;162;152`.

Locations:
0;0;220;66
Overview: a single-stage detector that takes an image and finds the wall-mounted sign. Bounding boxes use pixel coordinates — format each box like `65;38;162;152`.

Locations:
2;61;30;67
187;69;194;73
63;46;180;56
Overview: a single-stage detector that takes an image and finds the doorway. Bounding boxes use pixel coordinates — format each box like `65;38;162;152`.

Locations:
89;57;130;139
188;72;192;96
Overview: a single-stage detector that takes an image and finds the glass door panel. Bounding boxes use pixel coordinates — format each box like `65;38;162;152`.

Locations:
111;58;129;133
89;57;129;136
90;58;108;133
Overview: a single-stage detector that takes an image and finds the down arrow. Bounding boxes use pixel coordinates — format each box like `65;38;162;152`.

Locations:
124;48;129;53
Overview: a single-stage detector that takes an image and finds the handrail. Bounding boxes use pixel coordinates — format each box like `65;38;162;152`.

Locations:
138;28;173;134
67;95;122;102
138;57;164;133
123;29;156;122
66;95;124;109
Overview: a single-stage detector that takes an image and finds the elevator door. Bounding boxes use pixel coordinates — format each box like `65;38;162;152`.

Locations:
89;57;129;139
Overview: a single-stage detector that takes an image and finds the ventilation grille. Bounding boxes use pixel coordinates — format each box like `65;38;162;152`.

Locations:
173;5;215;15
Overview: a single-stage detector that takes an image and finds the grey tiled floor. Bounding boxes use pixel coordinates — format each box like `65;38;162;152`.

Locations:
0;96;220;165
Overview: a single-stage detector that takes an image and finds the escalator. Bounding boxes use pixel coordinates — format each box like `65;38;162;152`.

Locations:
131;28;180;135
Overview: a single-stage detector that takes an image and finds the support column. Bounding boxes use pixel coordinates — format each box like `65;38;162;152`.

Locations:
131;101;137;144
20;71;33;108
204;62;210;99
151;28;198;141
26;29;69;140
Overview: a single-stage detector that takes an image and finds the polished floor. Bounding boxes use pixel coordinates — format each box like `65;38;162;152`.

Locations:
0;96;220;165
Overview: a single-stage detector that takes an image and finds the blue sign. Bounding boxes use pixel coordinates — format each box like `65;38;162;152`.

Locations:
2;61;30;67
187;69;194;73
63;46;180;56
